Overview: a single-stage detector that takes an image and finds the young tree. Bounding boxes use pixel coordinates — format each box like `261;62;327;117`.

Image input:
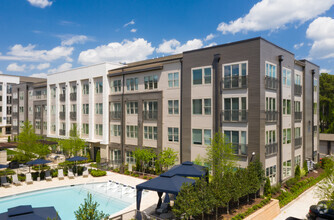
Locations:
264;177;272;197
157;147;178;171
74;193;109;220
295;164;301;179
222;171;234;214
316;157;334;207
59;125;86;158
133;148;156;172
195;179;214;219
247;162;260;202
319;73;334;133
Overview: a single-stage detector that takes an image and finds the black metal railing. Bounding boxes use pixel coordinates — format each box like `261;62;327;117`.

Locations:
59;94;65;102
222;76;248;89
265;143;278;157
110;111;121;119
266;111;278;122
70;93;77;101
221;110;248;122
35;112;41;119
294;84;302;96
70;111;76;120
265;76;278;90
59;112;65;120
295;112;302;121
143;110;158;120
295;137;302;148
230;143;248;156
59;129;65;136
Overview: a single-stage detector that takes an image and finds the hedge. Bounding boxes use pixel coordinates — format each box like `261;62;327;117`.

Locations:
89;169;106;177
231;196;272;220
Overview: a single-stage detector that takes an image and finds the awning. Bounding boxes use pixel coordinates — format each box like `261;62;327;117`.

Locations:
0;205;61;220
160;161;208;178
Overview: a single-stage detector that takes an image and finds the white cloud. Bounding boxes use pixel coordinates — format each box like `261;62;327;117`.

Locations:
124;20;135;27
130;29;137;33
48;63;72;74
7;63;26;72
36;63;50;70
217;0;334;34
60;35;89;46
0;44;73;62
293;42;304;49
320;68;331;73
30;73;47;78
307;17;334;59
205;42;217;48
78;38;155;65
27;0;52;8
205;34;215;41
156;39;203;54
0;71;3;74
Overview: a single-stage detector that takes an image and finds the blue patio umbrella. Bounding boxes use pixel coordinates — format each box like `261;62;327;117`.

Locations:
0;164;8;169
66;156;88;175
0;205;61;220
26;159;52;180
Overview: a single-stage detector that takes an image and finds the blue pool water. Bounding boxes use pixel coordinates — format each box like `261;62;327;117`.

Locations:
0;183;133;219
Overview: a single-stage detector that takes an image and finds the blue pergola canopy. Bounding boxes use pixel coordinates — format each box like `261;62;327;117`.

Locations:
0;205;60;220
0;164;8;169
160;161;208;178
26;159;51;166
66;156;87;162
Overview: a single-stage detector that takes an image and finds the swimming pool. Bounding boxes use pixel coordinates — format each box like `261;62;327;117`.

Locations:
0;182;137;219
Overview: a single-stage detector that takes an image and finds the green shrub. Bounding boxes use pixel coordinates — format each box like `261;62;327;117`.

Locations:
143;176;147;179
148;177;153;180
134;174;139;177
96;151;101;164
124;170;130;175
7;136;10;143
295;165;301;178
113;168;120;173
90;163;98;168
303;160;308;175
0;168;16;176
264;177;271;196
90;169;106;177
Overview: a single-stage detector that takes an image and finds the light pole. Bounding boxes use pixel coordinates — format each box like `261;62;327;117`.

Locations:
250;152;256;162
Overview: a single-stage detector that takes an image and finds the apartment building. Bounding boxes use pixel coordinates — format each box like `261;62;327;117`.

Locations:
0;74;45;137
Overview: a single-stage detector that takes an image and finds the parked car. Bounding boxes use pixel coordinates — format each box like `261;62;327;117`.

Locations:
307;200;334;220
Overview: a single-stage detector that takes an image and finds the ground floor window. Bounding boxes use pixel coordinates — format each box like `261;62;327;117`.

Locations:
126;125;138;138
144;126;157;140
168;127;179;142
283;160;292;179
126;151;135;164
113;149;121;163
266;165;276;185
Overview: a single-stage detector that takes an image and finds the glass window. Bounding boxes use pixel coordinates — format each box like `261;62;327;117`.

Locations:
168;127;179;142
127;102;138;114
168;72;179;88
144;75;158;90
283;99;286;114
192;69;202;85
287;100;291;114
126;78;138;91
95;103;103;114
111;80;122;92
126;125;138;138
192;129;202;145
144;126;157;140
168;100;179;115
204;129;211;145
83;104;89;114
192;99;202;115
204;99;211;115
204;68;211;84
95;81;103;93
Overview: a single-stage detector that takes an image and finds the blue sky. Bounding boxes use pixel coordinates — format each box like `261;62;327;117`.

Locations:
0;0;334;78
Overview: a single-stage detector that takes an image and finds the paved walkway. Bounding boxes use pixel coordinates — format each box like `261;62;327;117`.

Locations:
274;183;321;220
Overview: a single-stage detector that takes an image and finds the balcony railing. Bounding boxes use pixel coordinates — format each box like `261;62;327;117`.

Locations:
230;143;248;156
59;112;65;120
110;111;121;119
35;112;41;119
266;111;278;122
294;84;302;96
295;112;302;121
295;137;302;148
59;94;65;102
265;143;278;157
222;76;248;89
70;111;77;120
221;110;248;122
70;93;77;101
143;110;158;120
265;76;278;90
59;129;65;136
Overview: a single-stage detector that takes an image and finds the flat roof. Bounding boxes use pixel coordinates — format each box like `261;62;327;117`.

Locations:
0;74;45;83
319;133;334;142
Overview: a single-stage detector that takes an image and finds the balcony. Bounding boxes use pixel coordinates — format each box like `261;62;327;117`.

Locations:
59;94;65;102
265;143;278;157
35;112;41;119
70;111;77;120
295;112;302;121
59;129;65;136
70;93;77;101
294;84;302;96
295;137;302;148
265;76;278;90
110;111;121;120
231;143;248;156
221;110;248;122
143;110;158;120
222;76;247;89
59;112;65;120
266;111;278;122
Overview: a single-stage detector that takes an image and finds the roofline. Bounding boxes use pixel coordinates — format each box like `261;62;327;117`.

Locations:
0;74;45;80
299;59;320;68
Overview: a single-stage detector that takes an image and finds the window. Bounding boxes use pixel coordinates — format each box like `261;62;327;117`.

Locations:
113;150;121;162
192;129;202;145
314;78;318;92
83;104;89;114
111;80;122;92
127;102;138;114
283;160;292;178
295;101;301;112
0;106;2;112
144;126;157;140
95;81;103;94
168;100;179;114
0;96;2;102
143;101;157;112
71;104;76;112
43;122;47;131
51;105;55;114
19;106;24;113
224;130;247;155
0;84;2;91
295;127;301;138
204;129;211;145
126;78;138;91
144;75;158;90
126;125;138;138
266;130;276;144
82;83;89;95
35;121;41;130
95;103;103;114
224;97;247;121
112;102;121;113
70;85;77;93
295;155;301;167
266;165;277;185
192;67;211;85
283;99;291;115
265;97;276;111
204;99;211;115
192;99;211;115
82;124;89;135
111;124;121;137
95;124;103;136
126;151;135;164
265;63;277;78
168;127;179;142
283;128;291;144
283;68;291;86
51;87;56;98
51;123;56;132
168;72;179;88
295;74;301;85
224;62;247;88
19;92;24;100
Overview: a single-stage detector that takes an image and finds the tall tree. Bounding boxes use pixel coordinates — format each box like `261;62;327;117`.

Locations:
316;157;334;207
319;72;334;133
59;124;86;157
157;147;178;171
195;179;214;219
132;147;156;172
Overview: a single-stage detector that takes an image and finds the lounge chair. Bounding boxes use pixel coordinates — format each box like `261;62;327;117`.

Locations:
45;170;52;181
12;174;22;185
156;203;169;214
1;176;10;187
82;168;89;178
58;169;64;180
68;169;74;179
25;173;33;184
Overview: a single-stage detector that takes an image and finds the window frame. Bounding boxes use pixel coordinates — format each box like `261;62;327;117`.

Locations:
191;66;212;86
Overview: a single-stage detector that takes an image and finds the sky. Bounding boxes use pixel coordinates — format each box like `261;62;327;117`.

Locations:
0;0;334;78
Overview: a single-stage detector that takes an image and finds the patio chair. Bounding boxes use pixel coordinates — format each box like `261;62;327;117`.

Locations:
82;168;89;178
25;173;33;184
58;169;64;180
68;169;74;179
1;176;10;187
12;174;22;186
156;203;169;215
45;170;52;181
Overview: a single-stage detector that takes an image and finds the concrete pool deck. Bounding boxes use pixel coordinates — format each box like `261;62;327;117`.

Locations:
0;171;158;218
